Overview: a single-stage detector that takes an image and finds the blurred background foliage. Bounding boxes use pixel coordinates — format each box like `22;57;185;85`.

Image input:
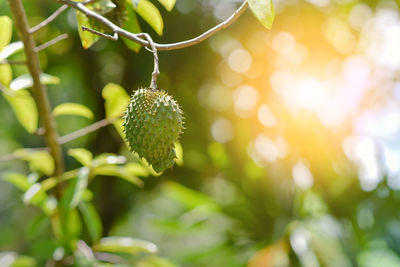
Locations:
1;0;400;266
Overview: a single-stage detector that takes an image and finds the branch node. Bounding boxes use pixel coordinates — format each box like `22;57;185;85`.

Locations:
81;26;118;41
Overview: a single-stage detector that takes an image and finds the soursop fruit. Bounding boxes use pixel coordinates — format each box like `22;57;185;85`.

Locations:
123;88;184;172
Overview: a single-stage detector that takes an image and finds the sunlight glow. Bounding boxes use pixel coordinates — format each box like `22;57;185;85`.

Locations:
257;104;277;127
292;161;314;190
228;48;253;73
233;85;258;117
211;117;234;143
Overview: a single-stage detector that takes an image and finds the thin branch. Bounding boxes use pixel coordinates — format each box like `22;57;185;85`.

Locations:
58;118;113;144
29;0;99;34
8;0;65;197
0;60;26;65
57;0;248;51
81;26;118;41
29;4;69;34
34;33;69;52
137;33;159;89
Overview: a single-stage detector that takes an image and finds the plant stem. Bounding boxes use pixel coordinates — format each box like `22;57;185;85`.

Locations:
137;33;159;90
58;0;248;51
8;0;65;197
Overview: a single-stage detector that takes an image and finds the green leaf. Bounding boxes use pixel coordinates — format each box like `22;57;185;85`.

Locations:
102;83;130;119
102;83;130;139
2;90;38;134
123;2;142;52
14;149;55;175
76;11;100;49
93;236;158;255
53;103;94;120
93;153;126;166
0;64;12;86
157;0;176;11
3;173;31;191
69;167;90;209
124;162;150;177
163;182;218;211
135;0;163;36
174;142;183;166
78;201;103;242
9;73;61;91
246;0;275;29
20;182;57;214
23;183;47;205
11;255;37;267
89;0;117;14
93;165;143;186
68;148;93;166
0;16;12;51
138;256;178;267
0;41;24;60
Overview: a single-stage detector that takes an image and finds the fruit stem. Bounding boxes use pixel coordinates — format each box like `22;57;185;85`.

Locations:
138;33;160;91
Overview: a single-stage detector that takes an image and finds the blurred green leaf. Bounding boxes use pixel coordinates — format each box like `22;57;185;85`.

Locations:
0;16;12;51
102;83;130;139
122;1;142;52
163;182;217;211
68;208;83;240
79;201;103;242
53;103;94;120
0;64;12;86
17;180;57;214
9;73;61;91
76;11;100;49
69;167;90;209
58;198;83;242
124;162;151;177
27;215;50;241
0;41;24;60
3;173;31;191
102;83;129;119
3;90;38;134
135;0;163;36
14;149;55;175
137;256;178;267
93;165;143;186
246;0;275;29
23;183;47;205
68;148;93;167
174;142;183;166
93;236;158;254
10;255;36;267
157;0;176;11
358;247;400;267
93;153;126;166
89;0;116;14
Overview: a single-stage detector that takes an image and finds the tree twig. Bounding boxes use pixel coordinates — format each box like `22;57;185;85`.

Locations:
57;0;248;51
29;0;99;34
29;4;69;34
81;26;118;41
8;0;65;197
58;118;114;144
34;33;69;52
137;33;159;90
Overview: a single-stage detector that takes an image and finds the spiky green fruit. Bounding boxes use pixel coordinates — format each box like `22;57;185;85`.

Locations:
123;88;184;172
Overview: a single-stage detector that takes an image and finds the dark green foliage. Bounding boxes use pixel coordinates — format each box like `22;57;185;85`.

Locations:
124;88;184;172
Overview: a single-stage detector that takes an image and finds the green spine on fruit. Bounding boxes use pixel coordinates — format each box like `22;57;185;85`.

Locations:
123;88;184;172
